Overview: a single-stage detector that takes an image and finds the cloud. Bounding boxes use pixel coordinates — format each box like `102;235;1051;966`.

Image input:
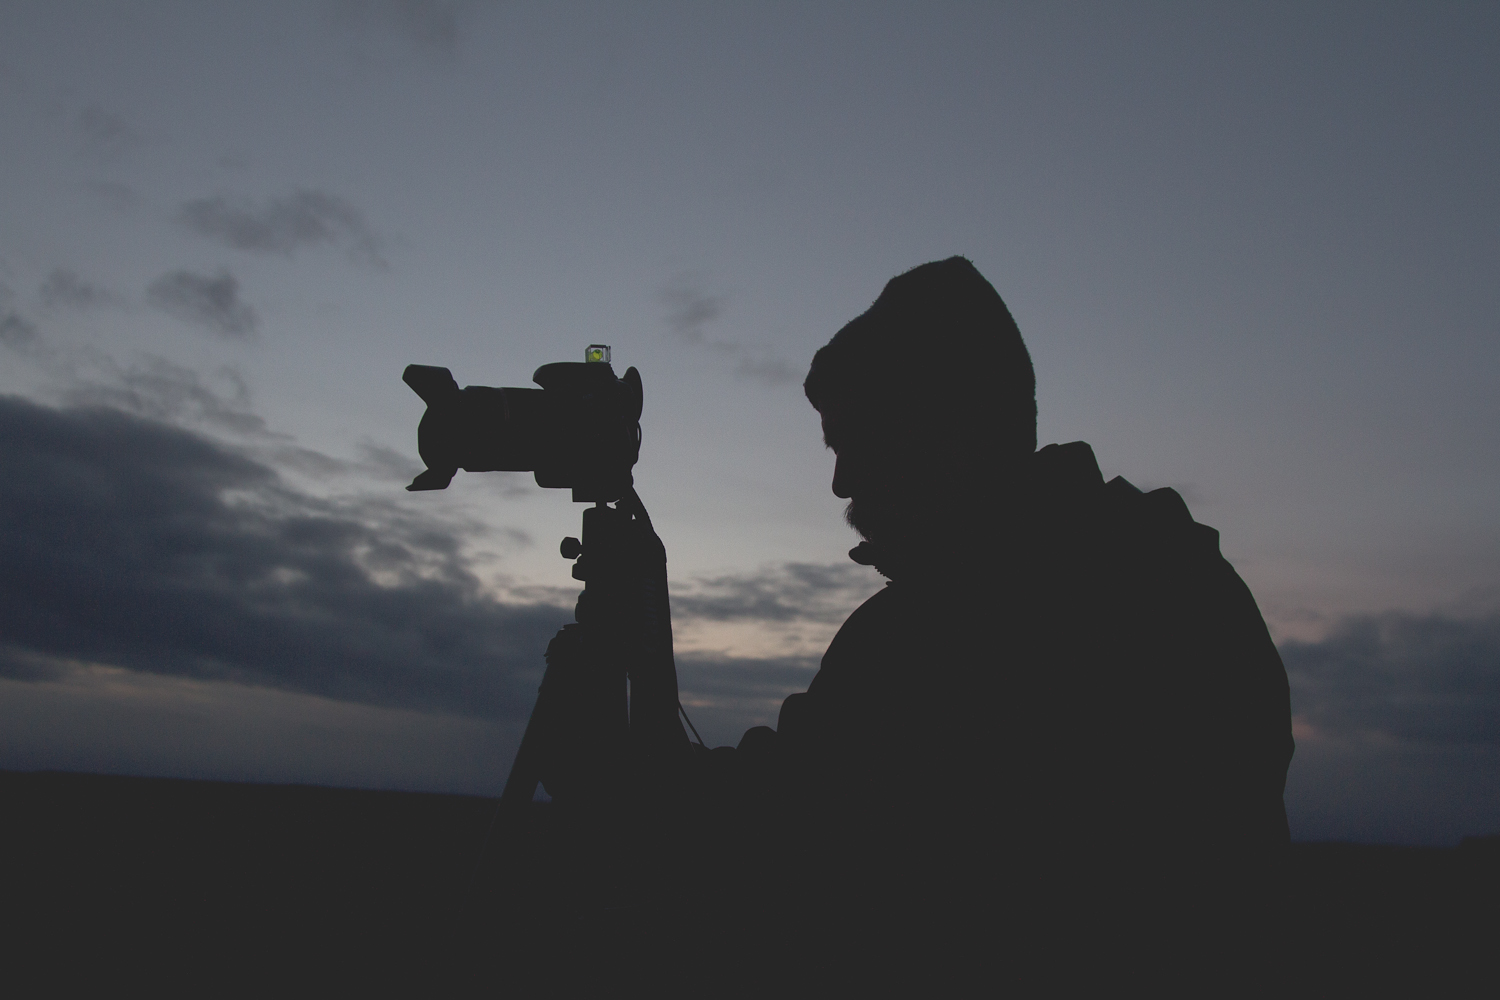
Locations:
1281;610;1500;843
329;0;464;59
75;105;142;163
1;312;39;348
0;395;569;720
671;562;882;627
734;355;799;384
256;440;535;499
65;354;274;438
659;274;798;386
1283;611;1500;747
386;0;461;55
661;278;725;344
354;441;425;482
178;190;386;267
0;282;40;349
147;270;259;337
271;444;359;479
39;269;121;309
667;561;882;685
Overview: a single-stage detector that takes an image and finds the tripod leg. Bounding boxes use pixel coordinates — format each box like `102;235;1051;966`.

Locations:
482;622;629;846
495;685;551;812
471;640;559;890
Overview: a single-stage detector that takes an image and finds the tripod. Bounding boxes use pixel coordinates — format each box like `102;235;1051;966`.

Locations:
478;490;695;872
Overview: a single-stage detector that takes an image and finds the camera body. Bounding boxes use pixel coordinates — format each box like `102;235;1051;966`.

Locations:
403;356;643;503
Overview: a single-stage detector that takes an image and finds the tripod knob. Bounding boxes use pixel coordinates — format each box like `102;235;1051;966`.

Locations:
560;536;582;560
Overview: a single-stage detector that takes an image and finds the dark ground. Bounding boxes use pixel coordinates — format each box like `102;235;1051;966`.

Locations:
2;770;1495;993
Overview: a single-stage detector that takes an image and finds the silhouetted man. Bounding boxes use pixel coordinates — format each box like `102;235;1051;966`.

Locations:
541;257;1293;985
723;257;1289;976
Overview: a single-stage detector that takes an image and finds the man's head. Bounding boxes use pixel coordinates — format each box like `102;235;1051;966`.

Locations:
804;257;1035;560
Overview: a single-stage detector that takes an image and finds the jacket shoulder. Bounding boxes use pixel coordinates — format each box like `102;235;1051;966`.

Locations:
1102;474;1222;556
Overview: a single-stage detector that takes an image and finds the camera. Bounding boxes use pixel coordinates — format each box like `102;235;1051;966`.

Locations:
402;345;643;503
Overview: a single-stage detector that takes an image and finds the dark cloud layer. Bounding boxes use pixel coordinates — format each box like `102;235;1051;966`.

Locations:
0;396;568;720
178;191;385;267
147;270;259;337
1284;612;1500;747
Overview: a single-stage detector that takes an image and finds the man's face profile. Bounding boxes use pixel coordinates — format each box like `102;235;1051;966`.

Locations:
820;399;922;548
806;258;1038;558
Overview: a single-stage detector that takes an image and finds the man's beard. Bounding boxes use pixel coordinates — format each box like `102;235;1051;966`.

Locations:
844;494;909;548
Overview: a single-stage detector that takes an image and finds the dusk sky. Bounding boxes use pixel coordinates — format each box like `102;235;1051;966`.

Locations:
2;1;1496;846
